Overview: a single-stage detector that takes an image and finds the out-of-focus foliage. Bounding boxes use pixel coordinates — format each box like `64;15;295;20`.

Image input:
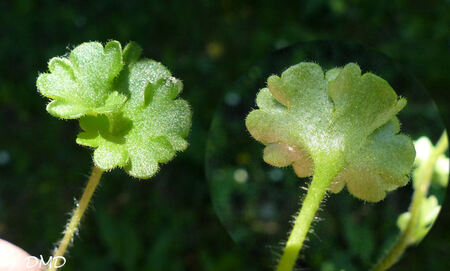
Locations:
414;136;449;187
397;195;441;244
396;136;448;246
0;1;448;270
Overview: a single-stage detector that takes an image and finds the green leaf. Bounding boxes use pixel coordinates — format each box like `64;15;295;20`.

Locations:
123;41;143;64
37;41;125;119
76;46;191;179
38;40;191;179
246;62;415;202
94;91;128;114
46;100;88;119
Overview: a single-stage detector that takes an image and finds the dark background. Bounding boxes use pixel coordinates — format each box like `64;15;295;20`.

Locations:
0;1;449;270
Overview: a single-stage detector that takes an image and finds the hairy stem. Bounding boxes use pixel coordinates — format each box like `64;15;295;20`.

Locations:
371;131;448;271
276;160;340;271
48;166;103;270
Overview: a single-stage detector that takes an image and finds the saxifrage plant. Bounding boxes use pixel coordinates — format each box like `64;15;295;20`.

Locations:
37;40;191;270
246;62;418;271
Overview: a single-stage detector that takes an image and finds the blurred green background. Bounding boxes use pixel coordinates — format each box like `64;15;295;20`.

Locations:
0;1;449;270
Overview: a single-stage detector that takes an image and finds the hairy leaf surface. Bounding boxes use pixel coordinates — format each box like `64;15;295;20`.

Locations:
246;62;415;202
38;41;191;179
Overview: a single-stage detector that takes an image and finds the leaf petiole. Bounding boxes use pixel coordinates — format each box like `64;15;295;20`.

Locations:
276;156;342;271
48;166;103;271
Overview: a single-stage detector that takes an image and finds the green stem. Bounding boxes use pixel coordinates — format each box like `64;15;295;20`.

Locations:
371;131;448;271
48;166;103;271
276;160;339;271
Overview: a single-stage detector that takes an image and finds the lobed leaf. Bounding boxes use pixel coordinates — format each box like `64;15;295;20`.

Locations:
38;41;191;179
76;43;191;179
37;41;126;118
246;62;415;202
